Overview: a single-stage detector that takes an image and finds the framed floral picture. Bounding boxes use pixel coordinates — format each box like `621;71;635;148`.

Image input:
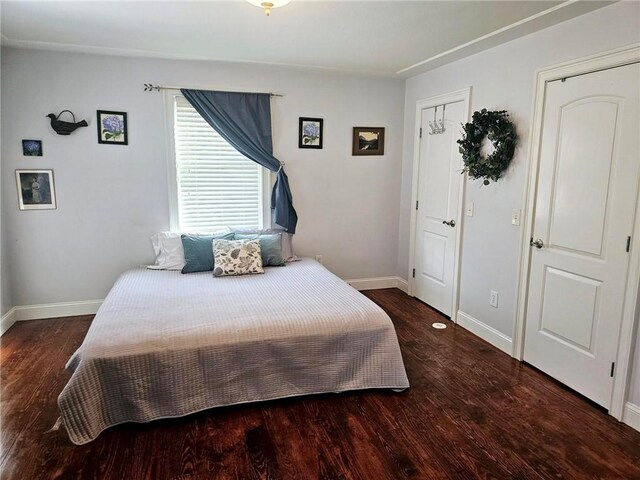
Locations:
299;117;323;149
22;139;43;156
97;110;128;145
352;127;385;156
15;169;57;210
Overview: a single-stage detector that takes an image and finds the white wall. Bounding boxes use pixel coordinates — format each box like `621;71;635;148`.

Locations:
1;48;404;307
0;45;11;317
400;1;639;334
1;221;11;316
399;2;640;400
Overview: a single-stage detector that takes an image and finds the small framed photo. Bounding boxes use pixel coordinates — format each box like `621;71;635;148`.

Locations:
97;110;128;145
22;139;43;157
15;169;57;210
299;117;323;149
352;127;385;156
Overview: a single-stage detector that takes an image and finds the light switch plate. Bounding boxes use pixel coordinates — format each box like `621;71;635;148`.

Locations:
466;202;474;217
512;209;521;226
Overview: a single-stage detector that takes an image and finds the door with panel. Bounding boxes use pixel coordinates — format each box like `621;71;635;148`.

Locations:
524;62;640;408
413;101;464;317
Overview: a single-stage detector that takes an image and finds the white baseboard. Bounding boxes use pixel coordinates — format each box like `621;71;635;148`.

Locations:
623;402;640;432
13;299;103;321
346;276;408;292
0;299;104;335
1;307;17;336
457;310;513;355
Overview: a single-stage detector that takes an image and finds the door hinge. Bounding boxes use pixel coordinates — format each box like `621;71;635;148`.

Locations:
419;127;422;139
626;236;631;253
412;269;416;278
610;362;615;378
416;200;419;210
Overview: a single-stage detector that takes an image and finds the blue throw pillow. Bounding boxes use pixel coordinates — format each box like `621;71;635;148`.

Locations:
181;233;234;274
234;233;285;266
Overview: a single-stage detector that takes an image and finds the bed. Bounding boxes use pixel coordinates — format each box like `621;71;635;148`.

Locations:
58;259;410;445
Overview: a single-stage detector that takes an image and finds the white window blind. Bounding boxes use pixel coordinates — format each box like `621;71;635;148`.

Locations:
173;95;262;232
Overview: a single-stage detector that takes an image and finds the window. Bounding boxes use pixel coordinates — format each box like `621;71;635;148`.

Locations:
170;94;264;232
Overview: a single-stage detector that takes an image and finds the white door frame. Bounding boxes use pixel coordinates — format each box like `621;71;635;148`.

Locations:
408;87;471;322
513;44;640;420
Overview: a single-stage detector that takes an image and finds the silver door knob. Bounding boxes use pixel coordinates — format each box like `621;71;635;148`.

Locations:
442;219;456;227
530;238;544;249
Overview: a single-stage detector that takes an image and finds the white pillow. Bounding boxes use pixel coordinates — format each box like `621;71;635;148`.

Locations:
148;232;185;270
148;229;233;270
229;227;298;262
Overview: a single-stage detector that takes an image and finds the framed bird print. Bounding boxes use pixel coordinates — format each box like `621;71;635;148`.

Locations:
15;169;57;210
97;110;128;145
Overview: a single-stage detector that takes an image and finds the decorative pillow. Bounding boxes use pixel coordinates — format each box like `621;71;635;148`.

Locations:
230;227;298;262
212;239;264;277
148;232;185;270
233;233;285;266
181;232;235;274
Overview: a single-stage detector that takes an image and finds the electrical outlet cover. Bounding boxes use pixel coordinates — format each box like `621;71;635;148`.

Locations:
490;290;498;308
466;202;474;217
512;209;521;226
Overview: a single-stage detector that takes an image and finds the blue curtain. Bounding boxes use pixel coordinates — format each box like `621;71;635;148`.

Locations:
181;89;298;234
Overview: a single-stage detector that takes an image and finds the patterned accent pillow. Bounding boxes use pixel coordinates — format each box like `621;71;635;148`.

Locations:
233;233;285;266
212;239;264;277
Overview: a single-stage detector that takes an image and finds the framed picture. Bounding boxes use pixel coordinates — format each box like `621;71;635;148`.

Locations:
299;117;323;149
97;110;128;145
15;169;57;210
22;139;43;157
352;127;385;156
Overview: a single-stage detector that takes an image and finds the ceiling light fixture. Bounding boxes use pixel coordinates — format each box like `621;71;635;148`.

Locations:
246;0;291;16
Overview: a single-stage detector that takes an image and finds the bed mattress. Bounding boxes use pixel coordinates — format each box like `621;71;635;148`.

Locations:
58;259;410;444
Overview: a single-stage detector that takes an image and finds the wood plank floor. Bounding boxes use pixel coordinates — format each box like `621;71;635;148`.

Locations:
1;288;639;480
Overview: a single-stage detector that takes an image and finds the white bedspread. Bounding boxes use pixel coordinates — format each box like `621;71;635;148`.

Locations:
58;259;410;444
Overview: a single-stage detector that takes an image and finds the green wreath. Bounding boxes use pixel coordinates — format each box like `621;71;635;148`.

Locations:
457;109;517;185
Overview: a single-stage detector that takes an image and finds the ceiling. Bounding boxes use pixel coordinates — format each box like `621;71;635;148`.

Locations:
0;1;613;77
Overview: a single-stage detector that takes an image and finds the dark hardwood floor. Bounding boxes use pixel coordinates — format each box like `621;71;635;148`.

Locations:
2;288;640;480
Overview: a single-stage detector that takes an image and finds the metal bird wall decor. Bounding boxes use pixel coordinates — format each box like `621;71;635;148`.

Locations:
46;110;88;135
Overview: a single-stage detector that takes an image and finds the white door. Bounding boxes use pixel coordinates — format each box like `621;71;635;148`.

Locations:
414;101;464;316
524;62;640;408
